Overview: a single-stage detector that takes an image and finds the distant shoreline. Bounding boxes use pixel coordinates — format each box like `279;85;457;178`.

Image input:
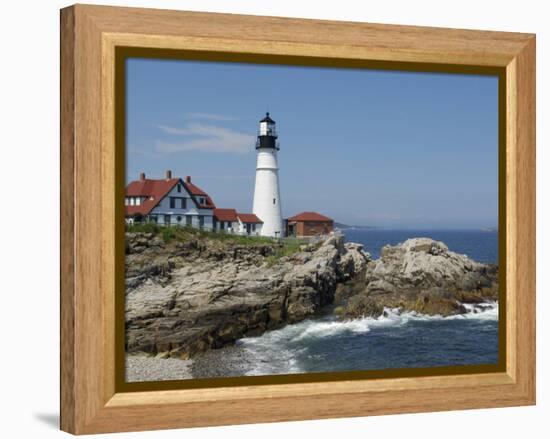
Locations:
335;224;498;232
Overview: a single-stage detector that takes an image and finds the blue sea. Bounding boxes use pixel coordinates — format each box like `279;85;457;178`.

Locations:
195;229;500;378
343;228;499;263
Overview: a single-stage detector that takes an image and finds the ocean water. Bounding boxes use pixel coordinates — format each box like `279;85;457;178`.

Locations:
343;228;499;263
193;304;499;378
192;229;500;378
235;304;498;376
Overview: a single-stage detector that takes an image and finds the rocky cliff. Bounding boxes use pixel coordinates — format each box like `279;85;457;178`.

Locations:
125;232;370;359
334;238;499;319
125;233;498;359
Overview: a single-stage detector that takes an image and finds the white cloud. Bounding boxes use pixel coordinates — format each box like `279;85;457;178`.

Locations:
156;122;255;154
157;125;194;135
183;112;239;121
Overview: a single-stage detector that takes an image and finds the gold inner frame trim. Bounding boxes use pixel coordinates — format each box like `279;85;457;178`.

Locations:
104;35;508;394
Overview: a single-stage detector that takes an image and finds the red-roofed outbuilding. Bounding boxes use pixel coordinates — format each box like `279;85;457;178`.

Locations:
237;213;263;235
213;208;239;233
286;211;334;237
237;213;263;224
213;208;238;222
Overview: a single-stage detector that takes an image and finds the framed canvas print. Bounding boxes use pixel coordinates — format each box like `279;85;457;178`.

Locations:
60;4;536;435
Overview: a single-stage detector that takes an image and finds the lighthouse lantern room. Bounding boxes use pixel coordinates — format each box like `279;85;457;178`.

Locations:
253;112;284;238
256;112;279;149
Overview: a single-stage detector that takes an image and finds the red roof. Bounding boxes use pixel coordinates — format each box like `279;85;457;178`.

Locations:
287;211;333;222
214;208;238;222
183;180;216;209
237;213;263;224
125;178;179;216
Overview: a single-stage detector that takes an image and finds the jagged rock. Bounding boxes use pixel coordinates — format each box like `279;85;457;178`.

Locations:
335;238;498;319
126;233;499;357
370;238;497;295
125;232;368;358
336;242;370;282
334;295;383;319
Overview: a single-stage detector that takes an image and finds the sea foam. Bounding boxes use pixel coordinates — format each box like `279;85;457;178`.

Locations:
237;302;498;376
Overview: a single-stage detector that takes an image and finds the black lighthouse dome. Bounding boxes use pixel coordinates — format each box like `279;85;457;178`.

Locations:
256;112;279;150
260;112;275;124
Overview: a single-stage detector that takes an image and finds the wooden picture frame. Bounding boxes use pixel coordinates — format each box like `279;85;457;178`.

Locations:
60;4;536;434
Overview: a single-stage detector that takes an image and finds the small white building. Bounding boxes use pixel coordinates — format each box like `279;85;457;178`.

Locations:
125;171;215;229
236;213;264;236
212;209;264;236
212;208;240;233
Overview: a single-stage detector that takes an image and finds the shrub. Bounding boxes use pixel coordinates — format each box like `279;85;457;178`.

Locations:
161;227;176;243
126;222;160;234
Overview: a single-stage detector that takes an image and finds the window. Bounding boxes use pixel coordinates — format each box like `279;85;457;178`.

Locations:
186;216;192;226
198;215;204;229
252;224;256;231
273;198;276;205
125;197;129;206
164;214;171;225
169;197;176;209
149;215;157;223
177;184;182;193
220;221;225;230
180;198;187;209
177;216;182;222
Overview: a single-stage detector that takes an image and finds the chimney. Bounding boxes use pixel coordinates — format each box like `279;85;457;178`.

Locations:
165;170;172;179
185;176;191;183
139;172;146;181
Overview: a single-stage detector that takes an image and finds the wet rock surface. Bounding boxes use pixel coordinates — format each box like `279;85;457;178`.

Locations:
334;238;499;319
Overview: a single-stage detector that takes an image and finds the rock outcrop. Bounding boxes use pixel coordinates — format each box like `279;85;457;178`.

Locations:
335;238;499;319
126;233;499;359
125;232;370;359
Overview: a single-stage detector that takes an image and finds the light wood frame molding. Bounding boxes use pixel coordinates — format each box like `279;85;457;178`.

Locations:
60;4;536;434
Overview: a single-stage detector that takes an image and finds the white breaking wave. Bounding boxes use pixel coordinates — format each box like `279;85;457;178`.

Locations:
378;301;499;324
237;302;498;376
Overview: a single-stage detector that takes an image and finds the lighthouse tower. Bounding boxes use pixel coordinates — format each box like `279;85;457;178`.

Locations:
253;112;284;238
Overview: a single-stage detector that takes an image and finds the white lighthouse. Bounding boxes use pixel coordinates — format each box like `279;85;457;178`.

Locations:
253;112;284;238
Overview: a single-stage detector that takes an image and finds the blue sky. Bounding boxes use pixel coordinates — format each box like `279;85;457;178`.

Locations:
126;58;498;229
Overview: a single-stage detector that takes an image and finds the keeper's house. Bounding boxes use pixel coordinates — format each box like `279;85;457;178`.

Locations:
125;171;263;236
125;171;215;229
286;211;334;237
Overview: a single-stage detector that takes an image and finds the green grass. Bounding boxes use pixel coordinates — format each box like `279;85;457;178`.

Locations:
265;240;306;266
127;223;279;245
126;224;314;264
126;222;161;234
